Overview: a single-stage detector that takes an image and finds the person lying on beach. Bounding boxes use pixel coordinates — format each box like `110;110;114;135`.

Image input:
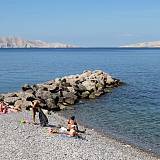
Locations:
0;101;19;114
49;125;79;137
32;100;49;127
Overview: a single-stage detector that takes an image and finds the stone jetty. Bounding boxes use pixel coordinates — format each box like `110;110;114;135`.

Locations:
0;70;122;111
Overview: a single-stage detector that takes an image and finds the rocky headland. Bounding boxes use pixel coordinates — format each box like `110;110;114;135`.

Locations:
0;70;122;112
0;37;75;48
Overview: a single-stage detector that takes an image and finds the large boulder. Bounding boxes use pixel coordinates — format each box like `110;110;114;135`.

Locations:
38;84;58;92
14;100;23;111
106;75;114;84
23;89;35;95
32;84;39;92
77;84;86;92
22;100;33;109
94;70;103;75
18;92;35;101
47;85;59;93
96;83;104;90
82;81;96;91
58;103;67;110
63;92;77;105
4;97;21;105
81;70;92;78
46;98;60;110
89;92;96;99
67;86;76;94
81;91;90;98
35;89;52;100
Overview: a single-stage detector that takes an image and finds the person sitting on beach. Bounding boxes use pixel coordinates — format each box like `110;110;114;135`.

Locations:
67;116;86;133
67;116;78;131
32;100;49;127
68;125;79;137
0;101;8;113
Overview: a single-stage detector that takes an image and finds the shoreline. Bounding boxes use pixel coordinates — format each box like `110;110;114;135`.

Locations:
0;110;159;160
80;120;160;158
57;112;160;159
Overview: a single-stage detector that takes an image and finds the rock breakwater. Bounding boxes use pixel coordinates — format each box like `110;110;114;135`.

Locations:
0;70;122;111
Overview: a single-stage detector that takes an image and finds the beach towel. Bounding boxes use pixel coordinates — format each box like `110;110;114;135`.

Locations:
38;108;48;127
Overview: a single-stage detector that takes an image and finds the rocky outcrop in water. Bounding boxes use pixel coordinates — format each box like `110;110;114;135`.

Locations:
0;70;122;111
0;37;75;48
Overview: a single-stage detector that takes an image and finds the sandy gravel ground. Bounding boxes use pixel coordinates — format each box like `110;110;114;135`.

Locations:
0;111;159;160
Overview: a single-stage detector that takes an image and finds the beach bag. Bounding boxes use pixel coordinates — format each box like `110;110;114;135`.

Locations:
38;108;48;127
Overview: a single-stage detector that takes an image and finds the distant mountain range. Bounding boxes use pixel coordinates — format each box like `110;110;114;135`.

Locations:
121;41;160;48
0;37;75;48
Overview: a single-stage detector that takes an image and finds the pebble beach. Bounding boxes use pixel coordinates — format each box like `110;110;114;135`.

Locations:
0;111;159;160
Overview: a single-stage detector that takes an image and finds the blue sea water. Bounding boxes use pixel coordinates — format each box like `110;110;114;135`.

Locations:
0;48;160;155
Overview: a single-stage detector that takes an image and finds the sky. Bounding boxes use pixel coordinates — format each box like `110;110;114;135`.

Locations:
0;0;160;47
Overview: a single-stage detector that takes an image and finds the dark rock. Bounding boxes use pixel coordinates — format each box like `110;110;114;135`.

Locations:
48;85;59;93
32;84;39;91
22;84;32;91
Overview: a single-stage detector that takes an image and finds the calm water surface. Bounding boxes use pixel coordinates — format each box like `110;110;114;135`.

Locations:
0;48;160;155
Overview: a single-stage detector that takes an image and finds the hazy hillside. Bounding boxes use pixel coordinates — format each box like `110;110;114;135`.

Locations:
0;37;75;48
121;41;160;48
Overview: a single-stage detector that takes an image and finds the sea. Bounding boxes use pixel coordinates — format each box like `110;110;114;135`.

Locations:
0;48;160;155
